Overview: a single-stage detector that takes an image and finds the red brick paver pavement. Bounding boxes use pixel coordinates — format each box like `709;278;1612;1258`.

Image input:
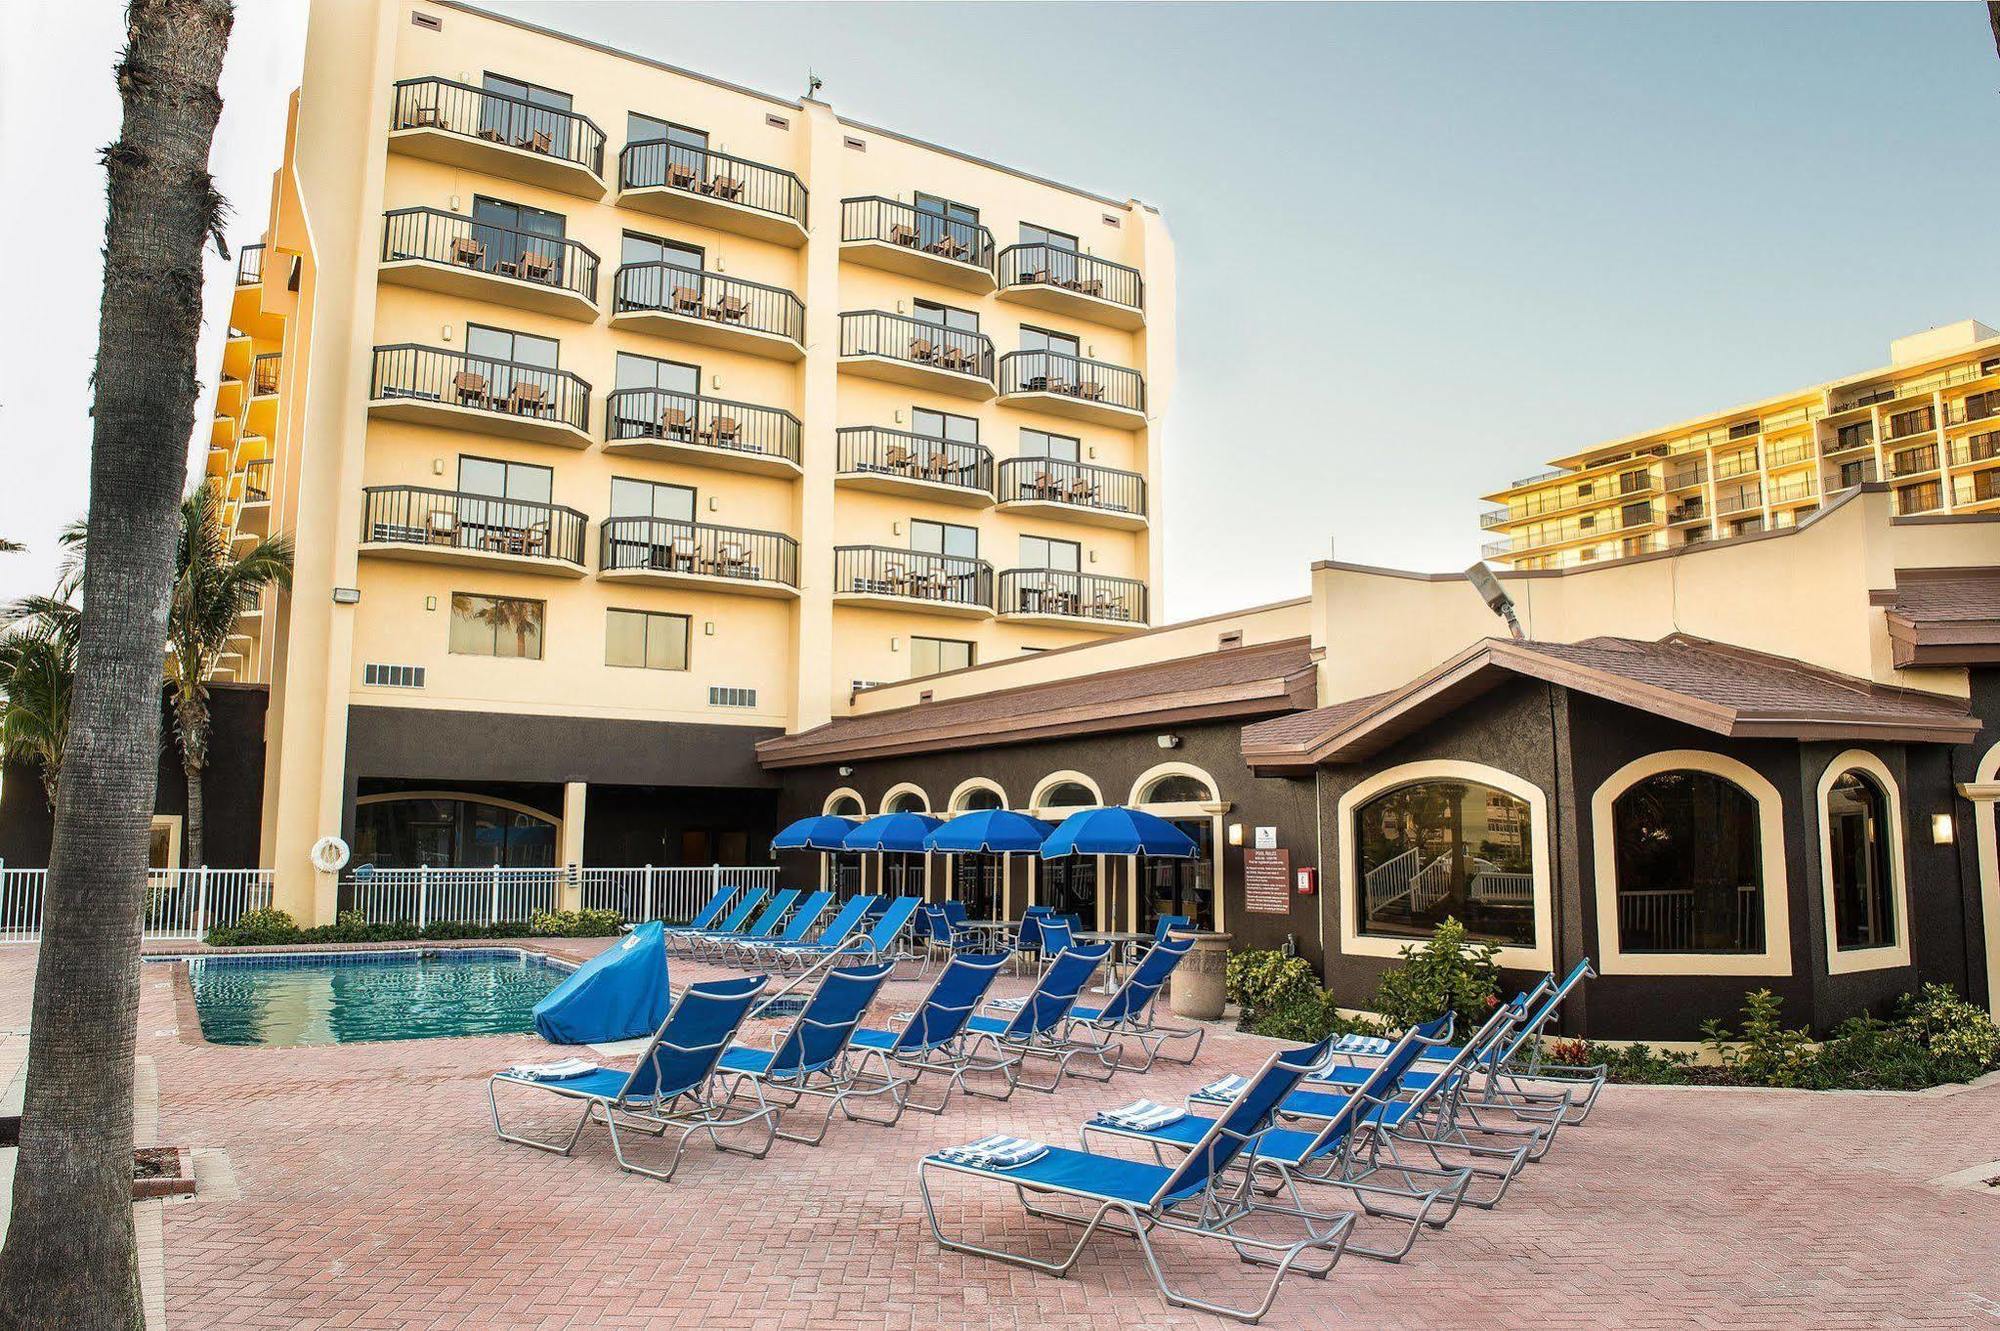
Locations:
2;942;1995;1329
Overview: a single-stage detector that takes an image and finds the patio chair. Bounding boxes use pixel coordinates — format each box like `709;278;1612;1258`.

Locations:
830;895;924;965
739;894;877;970
701;414;743;448
489;974;778;1182
1036;916;1077;957
658;884;735;940
705;173;745;202
709;294;749;324
908;337;939;364
918;1038;1348;1323
666;159;700;190
888;222;921;247
425;509;459;545
450;235;487;268
844;951;1014;1119
1153;914;1191;942
1060;933;1203;1071
713;961;898;1145
1468;959;1606;1125
452;371;490;408
665;888;765;956
1012;905;1054;974
714;890;832;966
659;406;693;440
515;129;554;155
960;942;1111;1095
670;285;704;316
514;249;556;283
687;888;799;960
937;344;974;374
506;380;548;416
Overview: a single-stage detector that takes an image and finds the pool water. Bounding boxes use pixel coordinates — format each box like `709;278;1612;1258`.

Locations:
186;949;572;1046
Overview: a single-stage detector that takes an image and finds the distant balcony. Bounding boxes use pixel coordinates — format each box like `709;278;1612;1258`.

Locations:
1664;463;1708;491
1666;500;1706;525
1949;430;2000;470
998;569;1147;630
235;243;265;287
998;351;1145;429
604;387;801;478
1765;441;1816;469
367;345;593;450
612;263;805;361
1768;477;1819;506
1883;407;1937;444
839;198;996;293
1895;484;1943;517
599;517;799;598
835;427;994;507
1714;484;1763;516
1949;390;2000;428
1954;470;2000;507
833;546;993;617
996;457;1146;529
359;486;588;577
618;140;807;247
387;76;606;197
1826;424;1875;454
1888;445;1940;479
379;207;600;321
996;244;1144;330
251;353;282;396
243;458;272;505
837;311;996;399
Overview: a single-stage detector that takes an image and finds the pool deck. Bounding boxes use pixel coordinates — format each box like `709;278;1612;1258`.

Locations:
1;938;1998;1328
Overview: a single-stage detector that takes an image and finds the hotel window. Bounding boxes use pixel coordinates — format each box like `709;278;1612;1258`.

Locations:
911;519;978;559
605;608;690;672
621;230;703;273
615;351;699;395
1020;429;1081;462
627;112;707;154
1611;771;1764;953
1838;459;1874;488
912;406;978;444
469;196;567;280
457;455;552;505
915;192;980;255
464;323;560;400
1040;781;1097;808
1620;501;1651;529
1019;325;1081;358
1836;421;1873;450
911;635;974;677
611;353;700;436
1825;769;1896;951
886;789;928;814
1019;534;1081;572
479;73;574;157
913;298;979;335
448;593;544;660
1021;222;1079;284
1888;405;1935;438
1353;780;1536;947
609;477;696;523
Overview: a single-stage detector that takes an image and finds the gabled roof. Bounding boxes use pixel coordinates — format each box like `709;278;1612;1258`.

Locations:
1877;568;2000;667
1241;634;1980;774
757;638;1318;769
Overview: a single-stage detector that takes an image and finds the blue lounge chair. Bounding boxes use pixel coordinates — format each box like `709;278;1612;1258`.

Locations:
1152;913;1191;941
919;1039;1348;1323
715;889;832;965
688;888;798;959
488;974;776;1181
1036;916;1077;957
1012;905;1055;973
786;895;921;968
712;960;898;1144
962;942;1112;1094
1471;959;1605;1125
845;951;1014;1119
657;885;735;943
1061;933;1202;1071
666;888;765;956
741;894;876;970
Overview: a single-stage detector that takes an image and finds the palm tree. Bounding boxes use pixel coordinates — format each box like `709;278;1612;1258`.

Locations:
0;2;234;1324
0;596;82;808
476;595;543;658
0;538;23;554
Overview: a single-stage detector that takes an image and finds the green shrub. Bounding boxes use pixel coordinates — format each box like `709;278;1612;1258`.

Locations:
1224;949;1323;1024
528;908;623;938
1701;988;1818;1088
205;908;302;947
1370;918;1500;1035
1896;983;2000;1070
202;911;625;947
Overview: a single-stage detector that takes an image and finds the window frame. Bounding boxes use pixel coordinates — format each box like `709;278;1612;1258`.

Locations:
912;298;979;334
910;518;979;560
910;635;975;678
446;591;546;661
1816;750;1911;975
604;606;691;673
608;475;697;522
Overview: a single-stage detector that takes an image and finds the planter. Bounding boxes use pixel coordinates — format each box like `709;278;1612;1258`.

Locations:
1168;930;1232;1021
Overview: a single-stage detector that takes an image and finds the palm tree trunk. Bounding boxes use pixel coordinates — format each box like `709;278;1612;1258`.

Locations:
184;750;206;868
0;3;232;1326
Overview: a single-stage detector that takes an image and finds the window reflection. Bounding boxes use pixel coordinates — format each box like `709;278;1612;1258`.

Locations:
1355;780;1535;946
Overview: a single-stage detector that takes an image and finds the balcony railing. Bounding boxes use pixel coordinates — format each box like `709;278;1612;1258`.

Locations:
839;310;994;381
1828;424;1875;453
362;486;588;567
1889;445;1939;478
836;427;993;494
842;198;994;273
1666;500;1705;524
621;140;806;229
1895;483;1943;516
1766;441;1815;468
1884;407;1938;442
1768;477;1819;505
614;263;805;345
369;345;591;434
1950;430;2000;469
999;569;1146;625
251;353;282;396
834;546;993;611
1665;463;1708;490
381;207;599;304
1954;470;2000;506
997;244;1143;313
243;459;272;503
999;350;1145;415
997;457;1146;518
605;388;800;466
1714;484;1762;515
235;243;264;286
1712;450;1760;481
389;76;606;178
1949;390;2000;427
600;517;799;587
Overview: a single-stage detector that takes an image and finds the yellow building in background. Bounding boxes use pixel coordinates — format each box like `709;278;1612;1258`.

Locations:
202;0;1174;920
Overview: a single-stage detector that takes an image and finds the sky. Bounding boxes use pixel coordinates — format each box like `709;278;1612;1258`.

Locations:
3;1;1997;620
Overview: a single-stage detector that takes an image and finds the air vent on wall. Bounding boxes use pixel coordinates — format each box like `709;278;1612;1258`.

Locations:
364;663;425;689
1217;630;1244;651
766;113;790;130
843;135;867;152
709;686;757;708
851;679;886;693
411;10;441;30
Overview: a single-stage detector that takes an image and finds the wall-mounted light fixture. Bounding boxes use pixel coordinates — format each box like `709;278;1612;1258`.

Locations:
332;587;361;605
1932;813;1955;845
424;596;436;612
432;457;445;475
838;766;855;777
890;636;902;652
1156;733;1180;750
704;621;715;636
441;323;453;342
1228;823;1244;846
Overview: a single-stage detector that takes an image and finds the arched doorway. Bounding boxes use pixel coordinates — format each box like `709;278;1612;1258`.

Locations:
1132;768;1220;934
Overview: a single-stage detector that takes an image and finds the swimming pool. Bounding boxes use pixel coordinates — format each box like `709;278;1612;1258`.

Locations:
183;949;573;1047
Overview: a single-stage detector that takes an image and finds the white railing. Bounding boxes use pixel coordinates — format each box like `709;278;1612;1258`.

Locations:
1468;867;1534;906
0;867;275;944
1616;885;1761;953
339;866;561;927
577;865;779;925
1363;847;1454;919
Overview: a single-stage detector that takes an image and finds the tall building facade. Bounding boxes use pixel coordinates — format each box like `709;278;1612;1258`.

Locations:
1481;320;2000;570
205;0;1173;920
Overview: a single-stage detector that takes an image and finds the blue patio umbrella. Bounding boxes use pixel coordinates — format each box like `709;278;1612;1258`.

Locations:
771;814;860;851
844;811;946;853
1040;806;1198;859
923;809;1057;854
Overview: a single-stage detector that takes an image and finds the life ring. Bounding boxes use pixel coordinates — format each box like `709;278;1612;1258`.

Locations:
310;836;351;874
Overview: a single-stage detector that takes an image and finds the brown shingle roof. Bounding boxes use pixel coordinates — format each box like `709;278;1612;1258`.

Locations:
1882;568;2000;666
758;638;1318;768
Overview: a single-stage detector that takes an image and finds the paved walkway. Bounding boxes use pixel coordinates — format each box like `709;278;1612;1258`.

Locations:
0;942;1996;1329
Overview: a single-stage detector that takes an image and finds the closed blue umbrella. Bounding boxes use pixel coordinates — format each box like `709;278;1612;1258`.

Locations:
1040;806;1198;859
844;811;946;853
771;814;860;851
923;809;1056;854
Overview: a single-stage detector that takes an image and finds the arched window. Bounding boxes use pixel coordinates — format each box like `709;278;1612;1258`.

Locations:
1826;768;1895;951
1612;771;1764;954
1041;781;1097;808
954;786;1004;812
886;789;928;814
826;793;864;818
1353;780;1535;947
1140;774;1214;804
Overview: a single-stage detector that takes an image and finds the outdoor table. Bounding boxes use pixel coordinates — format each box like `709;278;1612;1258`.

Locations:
1076;930;1153;994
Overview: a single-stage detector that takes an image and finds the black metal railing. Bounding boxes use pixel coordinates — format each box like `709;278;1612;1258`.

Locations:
1950;430;2000;468
999;569;1146;625
389;76;605;178
838;310;994;382
600;517;799;587
1895;483;1942;516
1666;500;1705;524
1955;471;2000;506
841;198;995;273
997;457;1145;517
243;459;272;503
834;546;993;610
381;207;599;305
1711;450;1760;481
997;244;1143;312
1830;423;1875;452
836;427;993;494
1665;463;1708;490
614;263;805;346
362;486;588;567
999;350;1145;415
1889;445;1939;478
605;388;800;466
236;243;265;286
1950;390;2000;426
622;140;806;229
369;345;591;434
1714;483;1762;515
251;353;282;396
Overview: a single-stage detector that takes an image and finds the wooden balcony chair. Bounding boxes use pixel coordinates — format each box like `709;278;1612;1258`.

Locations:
880;563;910;597
1021;266;1050;285
883;443;916;473
889;223;921;248
1074;379;1106;402
452;371;490;409
716;542;755;578
1074;277;1105;298
666;160;701;190
478;126;508;144
658;407;693;441
505;381;548;417
450;235;487;268
708;294;749;324
669;535;701;572
926;233;968;261
426;510;459;545
515;129;554;155
407;103;442;128
515;250;556;284
670;285;704;316
907;337;940;364
1065;476;1099;506
922;452;953;483
705;174;745;202
523;524;551;558
936;344;974;374
702;415;743;447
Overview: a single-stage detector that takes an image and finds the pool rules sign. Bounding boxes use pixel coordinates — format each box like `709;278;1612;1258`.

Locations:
1244;842;1291;914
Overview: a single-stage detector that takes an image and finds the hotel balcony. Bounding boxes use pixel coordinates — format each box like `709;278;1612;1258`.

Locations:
838;198;996;293
837;311;996;399
604;387;802;478
1948;390;2000;429
1666;499;1707;526
235;243;264;287
612;263;805;361
387;76;606;198
598;517;800;598
996;244;1145;330
995;457;1147;529
1949;430;2000;471
1825;424;1876;455
379;208;600;322
240;459;272;534
245;352;281;436
359;486;588;577
1954;470;2000;509
997;350;1146;430
1888;444;1940;479
997;569;1148;631
1895;483;1943;517
835;427;995;507
832;546;994;618
367;345;593;449
617;139;808;246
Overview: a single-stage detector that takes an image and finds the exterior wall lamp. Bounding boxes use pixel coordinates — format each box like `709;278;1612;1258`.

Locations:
1932;813;1955;845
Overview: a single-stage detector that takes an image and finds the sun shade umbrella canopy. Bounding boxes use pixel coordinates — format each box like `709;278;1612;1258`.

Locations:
771;814;861;851
843;811;946;853
923;809;1057;854
1040;806;1199;859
